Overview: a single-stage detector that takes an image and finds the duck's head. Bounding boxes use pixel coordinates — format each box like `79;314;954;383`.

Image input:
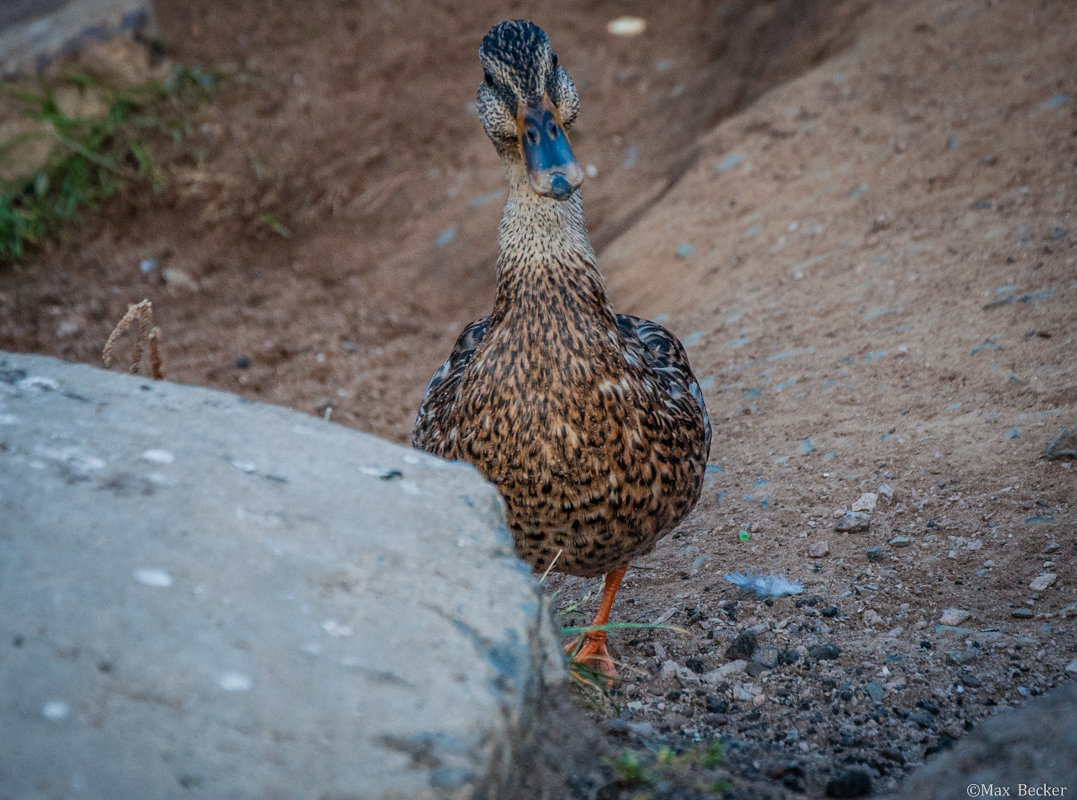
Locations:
477;20;584;201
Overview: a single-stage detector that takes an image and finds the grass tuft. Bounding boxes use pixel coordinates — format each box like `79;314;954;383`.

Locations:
605;741;732;798
0;64;217;264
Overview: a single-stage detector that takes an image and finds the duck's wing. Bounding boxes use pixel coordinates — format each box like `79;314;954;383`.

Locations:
615;314;711;453
412;317;490;452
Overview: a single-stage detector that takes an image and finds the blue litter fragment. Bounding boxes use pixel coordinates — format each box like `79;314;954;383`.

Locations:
716;152;745;172
1038;94;1070;110
863;306;902;322
434;227;457;247
983;289;1054;309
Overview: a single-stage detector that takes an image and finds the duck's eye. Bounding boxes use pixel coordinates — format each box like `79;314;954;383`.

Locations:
484;70;494;86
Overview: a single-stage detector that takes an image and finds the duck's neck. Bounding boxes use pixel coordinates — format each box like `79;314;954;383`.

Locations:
492;155;611;322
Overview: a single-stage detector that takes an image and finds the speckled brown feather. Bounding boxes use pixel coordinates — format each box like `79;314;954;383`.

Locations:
413;21;710;578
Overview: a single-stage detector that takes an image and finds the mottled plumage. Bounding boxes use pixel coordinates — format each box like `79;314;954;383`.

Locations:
413;20;710;675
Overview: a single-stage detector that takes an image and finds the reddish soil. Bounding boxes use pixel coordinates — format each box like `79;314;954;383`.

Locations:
2;1;1075;797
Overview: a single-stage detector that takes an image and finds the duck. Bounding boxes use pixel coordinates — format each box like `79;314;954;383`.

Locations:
413;19;711;680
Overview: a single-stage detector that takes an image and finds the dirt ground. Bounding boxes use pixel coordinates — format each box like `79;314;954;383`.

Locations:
2;0;1075;797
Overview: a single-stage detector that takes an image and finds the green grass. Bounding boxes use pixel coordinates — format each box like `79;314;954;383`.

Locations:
0;64;217;264
607;741;732;798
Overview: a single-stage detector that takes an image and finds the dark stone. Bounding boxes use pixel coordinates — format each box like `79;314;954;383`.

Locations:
705;695;728;714
809;642;841;661
825;768;872;798
779;648;801;665
725;629;758;660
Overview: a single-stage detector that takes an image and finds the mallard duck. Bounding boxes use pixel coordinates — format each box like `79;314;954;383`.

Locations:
413;19;711;679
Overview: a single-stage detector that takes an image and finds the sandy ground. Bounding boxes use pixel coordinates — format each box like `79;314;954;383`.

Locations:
2;1;1075;796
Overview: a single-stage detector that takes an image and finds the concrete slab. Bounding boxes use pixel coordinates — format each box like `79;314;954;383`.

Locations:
0;352;565;799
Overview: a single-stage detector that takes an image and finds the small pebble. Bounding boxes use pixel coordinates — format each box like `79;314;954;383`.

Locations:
907;709;934;728
705;695;728;714
1010;607;1034;619
876;483;894;504
866;546;884;562
851;492;877;512
947;649;978;666
1029;573;1057;592
750;646;780;670
702;659;747;684
835;511;871;532
675;242;695;258
863;609;883;628
809;540;829;558
864;682;884;704
667;661;700;683
889;536;911;547
732;684;753;702
606;16;646;36
809;642;841;661
1065;659;1077;675
779;648;801;665
162;267;197;289
726;629;758;660
939;608;970;626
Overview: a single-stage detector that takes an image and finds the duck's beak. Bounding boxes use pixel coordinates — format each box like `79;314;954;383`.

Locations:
517;96;584;200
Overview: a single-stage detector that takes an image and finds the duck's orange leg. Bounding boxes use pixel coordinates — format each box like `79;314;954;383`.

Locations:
564;564;628;680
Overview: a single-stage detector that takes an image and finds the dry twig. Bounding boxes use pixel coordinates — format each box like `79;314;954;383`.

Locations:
102;299;165;379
